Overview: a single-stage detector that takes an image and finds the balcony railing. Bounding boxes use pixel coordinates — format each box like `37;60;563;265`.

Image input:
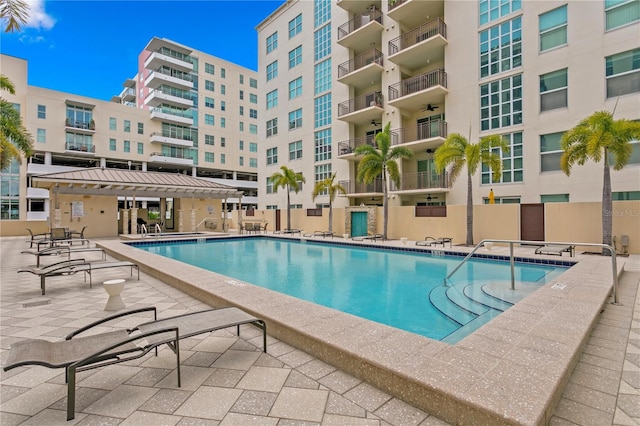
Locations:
338;91;383;117
149;87;192;101
65;119;95;131
65;142;95;153
338;49;383;78
150;106;192;118
390;171;449;191
337;6;383;40
388;18;447;55
339;178;384;194
337;134;378;155
390;120;447;145
388;0;408;12
150;151;193;160
150;131;195;142
150;68;193;83
388;69;447;101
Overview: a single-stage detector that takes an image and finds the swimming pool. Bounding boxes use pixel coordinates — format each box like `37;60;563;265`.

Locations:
132;237;569;341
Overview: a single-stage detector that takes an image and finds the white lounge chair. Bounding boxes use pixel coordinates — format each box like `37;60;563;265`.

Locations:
416;237;452;247
534;244;575;257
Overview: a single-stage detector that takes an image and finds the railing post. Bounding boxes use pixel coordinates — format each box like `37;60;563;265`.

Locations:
510;242;515;290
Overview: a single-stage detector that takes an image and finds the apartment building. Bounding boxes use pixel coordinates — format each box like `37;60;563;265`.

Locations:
1;37;259;223
256;0;639;211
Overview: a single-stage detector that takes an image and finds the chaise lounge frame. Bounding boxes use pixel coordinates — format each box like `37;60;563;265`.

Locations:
534;244;575;257
415;237;453;248
21;245;106;267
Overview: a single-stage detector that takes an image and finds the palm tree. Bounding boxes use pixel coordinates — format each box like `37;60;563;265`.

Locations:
270;165;306;231
1;0;30;33
1;74;33;170
355;123;414;240
561;111;640;252
434;133;509;246
311;172;346;234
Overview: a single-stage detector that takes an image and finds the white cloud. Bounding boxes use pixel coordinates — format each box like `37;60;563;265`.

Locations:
24;0;55;30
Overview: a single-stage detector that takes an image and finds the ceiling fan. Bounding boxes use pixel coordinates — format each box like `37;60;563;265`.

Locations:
422;104;439;111
370;119;381;127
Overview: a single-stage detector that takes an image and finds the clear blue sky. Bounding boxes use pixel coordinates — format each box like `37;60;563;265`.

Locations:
1;0;283;101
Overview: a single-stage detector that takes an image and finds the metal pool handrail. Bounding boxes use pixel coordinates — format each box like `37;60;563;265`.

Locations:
443;239;620;305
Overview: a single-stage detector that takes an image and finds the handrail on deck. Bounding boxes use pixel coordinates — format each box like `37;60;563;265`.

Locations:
443;239;620;305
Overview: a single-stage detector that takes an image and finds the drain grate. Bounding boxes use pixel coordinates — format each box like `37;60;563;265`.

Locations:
23;300;51;308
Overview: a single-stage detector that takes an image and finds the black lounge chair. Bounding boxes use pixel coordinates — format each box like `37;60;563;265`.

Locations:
353;234;384;242
21;245;106;267
26;228;49;248
304;231;334;238
415;237;452;247
534;244;574;257
18;259;139;295
2;306;267;420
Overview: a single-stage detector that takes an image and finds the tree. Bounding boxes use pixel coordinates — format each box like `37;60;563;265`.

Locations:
561;110;640;252
1;0;30;33
1;74;33;170
355;123;413;240
434;133;508;246
311;172;346;234
270;165;306;231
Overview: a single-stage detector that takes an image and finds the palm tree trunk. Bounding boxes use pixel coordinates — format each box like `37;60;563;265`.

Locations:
602;152;612;255
328;200;333;233
383;173;389;240
286;187;291;230
466;171;473;246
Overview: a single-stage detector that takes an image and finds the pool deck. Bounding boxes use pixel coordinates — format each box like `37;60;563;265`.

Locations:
1;235;638;425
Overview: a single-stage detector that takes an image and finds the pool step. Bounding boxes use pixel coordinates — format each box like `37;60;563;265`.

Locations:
441;309;503;344
446;285;490;316
429;285;478;326
463;283;513;312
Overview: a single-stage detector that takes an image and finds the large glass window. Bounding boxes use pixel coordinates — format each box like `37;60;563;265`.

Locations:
66;105;93;129
315;163;331;186
314;128;331;162
605;0;640;30
540;68;568;111
289;109;302;130
289;14;302;38
289;46;302;69
314;0;331;27
540;131;564;172
606;48;640;98
65;132;93;151
266;32;278;53
481;132;523;183
289;140;303;160
314;59;332;94
267;61;278;81
0;160;20;220
480;74;522;130
266;118;278;137
479;17;522;78
314;24;331;61
266;90;278;109
314;94;331;128
479;0;521;25
539;5;567;52
289;77;303;99
267;147;278;165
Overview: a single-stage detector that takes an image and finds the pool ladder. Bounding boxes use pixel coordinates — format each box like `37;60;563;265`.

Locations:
443;239;620;305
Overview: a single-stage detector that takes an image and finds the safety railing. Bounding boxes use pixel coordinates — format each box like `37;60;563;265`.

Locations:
443;239;620;304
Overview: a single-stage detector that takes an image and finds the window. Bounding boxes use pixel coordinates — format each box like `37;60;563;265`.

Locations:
289;46;303;68
540;69;568;111
205;63;215;75
250;78;258;88
205;152;214;162
124;140;131;153
250;109;258;119
221;85;226;95
220;153;226;164
266;90;278;109
540;132;564;172
109;117;117;131
138;122;144;134
266;118;278;137
205;80;215;91
289;109;302;129
250;158;258;168
0;160;20;220
539;5;567;52
239;106;244;116
220;118;226;128
267;147;278;165
480;74;523;130
266;178;274;194
480;17;522;78
605;0;640;30
481;132;523;183
314;0;331;27
315;163;331;185
221;101;226;111
239;156;244;166
289;140;302;160
221;137;226;147
239;140;244;151
289;77;303;99
205;97;215;108
250;94;258;104
314;24;331;61
249;124;258;134
249;142;258;153
541;194;569;203
205;114;214;125
137;142;144;154
37;104;46;119
221;68;226;78
240;74;244;84
266;31;278;53
239;122;245;131
35;128;45;143
124;120;131;132
606;48;640;98
289;14;302;38
239;91;244;101
314;94;332;128
314;128;332;161
205;135;214;145
479;0;521;25
66;132;93;151
612;190;640;200
267;61;278;81
314;59;332;94
109;138;116;151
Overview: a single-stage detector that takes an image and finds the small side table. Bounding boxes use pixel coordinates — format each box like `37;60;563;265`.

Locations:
103;279;126;311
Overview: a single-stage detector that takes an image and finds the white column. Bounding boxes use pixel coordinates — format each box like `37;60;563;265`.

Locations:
100;158;106;168
44;152;52;165
142;162;147;171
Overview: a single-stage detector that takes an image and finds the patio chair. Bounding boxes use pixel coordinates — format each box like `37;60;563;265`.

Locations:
353;234;384;242
21;245;106;267
68;226;88;244
534;244;574;257
415;237;452;247
2;306;267;420
26;228;49;248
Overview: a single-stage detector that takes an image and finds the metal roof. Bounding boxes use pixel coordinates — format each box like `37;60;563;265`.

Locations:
32;168;243;199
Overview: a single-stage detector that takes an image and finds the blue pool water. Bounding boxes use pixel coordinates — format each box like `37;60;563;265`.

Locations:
133;238;569;340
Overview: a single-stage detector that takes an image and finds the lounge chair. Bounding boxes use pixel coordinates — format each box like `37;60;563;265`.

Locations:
67;226;88;244
18;259;140;295
534;244;574;257
2;306;267;420
304;231;334;238
26;228;49;248
415;237;452;247
274;228;301;235
21;245;106;267
353;234;384;242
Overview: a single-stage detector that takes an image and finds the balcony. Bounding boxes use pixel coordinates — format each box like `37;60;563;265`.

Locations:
388;0;444;29
390;171;449;192
337;6;383;52
150;106;194;126
388;18;447;70
145;88;193;108
387;69;448;111
390;120;447;152
64;142;95;154
337;91;383;126
121;87;136;102
337;49;384;90
64;119;95;134
145;69;193;90
150;132;195;148
339;178;384;196
149;151;194;166
337;135;378;157
144;50;192;73
337;0;380;14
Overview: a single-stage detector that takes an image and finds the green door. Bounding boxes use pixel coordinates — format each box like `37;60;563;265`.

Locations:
351;212;368;237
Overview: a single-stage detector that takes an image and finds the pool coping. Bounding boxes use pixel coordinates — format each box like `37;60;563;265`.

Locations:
97;236;624;425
